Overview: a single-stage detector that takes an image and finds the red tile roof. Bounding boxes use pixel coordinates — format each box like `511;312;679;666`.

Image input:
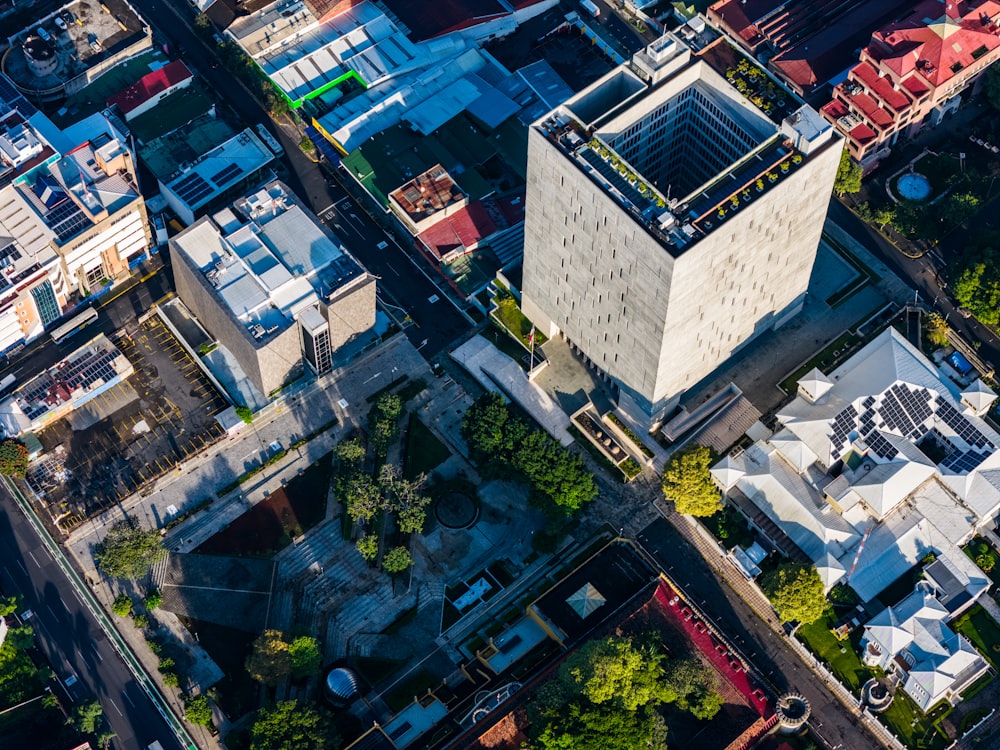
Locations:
850;122;879;144
417;201;497;261
821;99;850;119
106;60;192;115
868;0;1000;88
843;90;896;128
851;60;913;111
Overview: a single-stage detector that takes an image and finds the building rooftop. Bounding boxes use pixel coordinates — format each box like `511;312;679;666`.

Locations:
106;60;192;117
539;34;834;256
709;0;916;93
1;0;149;96
0;333;134;435
388;164;465;224
172;181;365;347
718;327;1000;603
866;0;1000;88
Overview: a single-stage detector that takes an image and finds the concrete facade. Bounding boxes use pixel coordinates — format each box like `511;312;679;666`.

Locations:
521;34;842;429
170;181;376;399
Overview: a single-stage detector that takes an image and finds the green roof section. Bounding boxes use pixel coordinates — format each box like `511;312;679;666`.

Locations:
265;66;367;109
340;113;528;208
128;85;215;144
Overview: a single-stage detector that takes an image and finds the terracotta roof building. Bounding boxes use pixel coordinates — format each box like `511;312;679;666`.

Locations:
106;60;193;120
820;0;1000;166
707;0;914;95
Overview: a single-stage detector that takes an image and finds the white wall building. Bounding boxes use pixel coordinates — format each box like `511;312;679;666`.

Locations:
715;327;1000;605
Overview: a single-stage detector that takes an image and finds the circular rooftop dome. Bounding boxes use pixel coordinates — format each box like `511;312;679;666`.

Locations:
23;36;55;61
324;667;360;707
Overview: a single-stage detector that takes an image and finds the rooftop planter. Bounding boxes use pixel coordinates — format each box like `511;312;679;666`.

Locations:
588;138;667;208
725;58;789;119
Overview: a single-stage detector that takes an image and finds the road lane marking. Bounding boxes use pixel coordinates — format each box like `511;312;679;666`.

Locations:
15;560;27;575
46;604;58;620
92;645;103;662
27;550;40;567
108;698;123;716
386;263;400;276
121;689;133;706
61;599;72;614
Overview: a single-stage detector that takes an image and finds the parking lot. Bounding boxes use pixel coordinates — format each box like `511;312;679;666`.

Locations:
27;315;229;529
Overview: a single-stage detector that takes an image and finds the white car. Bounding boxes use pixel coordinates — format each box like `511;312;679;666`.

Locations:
54;16;67;30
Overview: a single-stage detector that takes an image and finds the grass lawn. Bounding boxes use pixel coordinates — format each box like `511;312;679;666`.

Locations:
878;692;949;750
404;413;451;479
953;604;1000;670
491;297;547;349
128;86;215;143
797;613;870;691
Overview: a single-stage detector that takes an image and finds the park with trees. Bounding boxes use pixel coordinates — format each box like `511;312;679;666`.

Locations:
528;632;722;749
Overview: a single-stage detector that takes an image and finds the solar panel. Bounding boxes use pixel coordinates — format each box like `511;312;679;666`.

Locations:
209;163;243;187
172;173;214;206
53;211;91;242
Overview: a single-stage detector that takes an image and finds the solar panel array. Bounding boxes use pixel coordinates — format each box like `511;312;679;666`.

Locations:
0;75;38;117
210;163;243;187
827;381;997;474
20;347;123;419
172;173;214;206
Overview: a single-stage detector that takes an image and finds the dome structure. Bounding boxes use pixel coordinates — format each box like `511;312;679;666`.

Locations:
324;667;360;707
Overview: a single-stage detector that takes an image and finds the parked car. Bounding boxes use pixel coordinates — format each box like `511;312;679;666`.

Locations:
54;16;67;30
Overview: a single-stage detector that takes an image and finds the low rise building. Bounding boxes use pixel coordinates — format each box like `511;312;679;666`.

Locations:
714;327;1000;605
139;113;275;225
170;181;376;397
0;106;149;353
820;0;1000;168
106;60;193;121
1;0;152;105
860;586;989;711
0;334;134;435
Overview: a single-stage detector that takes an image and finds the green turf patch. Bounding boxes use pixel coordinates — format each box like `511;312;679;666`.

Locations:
403;413;451;479
128;86;215;143
953;604;1000;670
796;612;868;691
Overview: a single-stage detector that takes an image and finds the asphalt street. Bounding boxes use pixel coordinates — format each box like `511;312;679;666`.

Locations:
637;516;880;750
0;486;182;750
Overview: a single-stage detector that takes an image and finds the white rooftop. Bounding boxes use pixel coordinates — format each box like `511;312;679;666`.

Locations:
720;327;1000;603
172;181;363;343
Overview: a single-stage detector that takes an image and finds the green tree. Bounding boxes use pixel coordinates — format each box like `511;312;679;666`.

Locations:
834;147;862;196
759;562;827;624
132;613;149;629
380;465;430;534
344;474;382;524
561;636;672;711
951;238;1000;325
974;543;997;572
112;594;133;617
246;630;292;685
185;694;214;727
145;589;162;609
251;700;336;750
0;438;28;477
334;438;366;469
161;671;180;687
94;520;166;579
461;392;510;463
0;594;19;616
662;657;723;720
924;313;950;348
355;534;378;561
382;546;413;574
288;636;322;680
68;699;104;734
193;12;211;34
661;445;722;517
5;624;33;651
983;63;1000;109
945;192;980;227
369;394;403;458
236;405;254;424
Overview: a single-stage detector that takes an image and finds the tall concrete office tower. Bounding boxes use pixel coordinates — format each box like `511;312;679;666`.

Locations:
521;32;843;430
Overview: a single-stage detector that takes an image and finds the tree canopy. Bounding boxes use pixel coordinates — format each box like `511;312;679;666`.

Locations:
661;445;722;517
530;633;720;750
462;393;597;517
246;629;292;685
0;594;19;616
185;695;214;727
834;148;862;196
94;520;166;579
251;700;336;750
382;546;413;574
369;394;403;459
759;562;827;624
0;439;29;477
951;235;1000;326
289;636;322;680
68;700;104;735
